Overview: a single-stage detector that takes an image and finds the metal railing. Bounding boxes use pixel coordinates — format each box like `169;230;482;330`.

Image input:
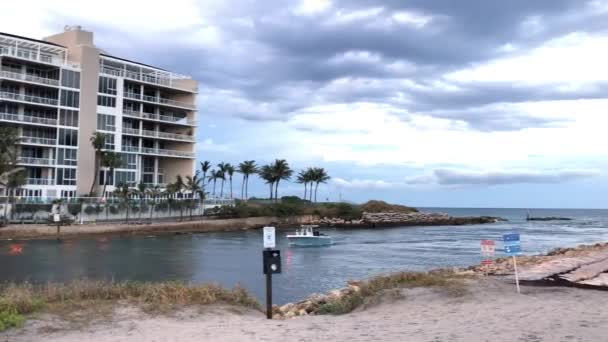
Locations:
124;91;195;110
0;91;58;106
99;65;193;92
122;109;195;125
17;156;55;165
0;112;57;125
27;178;55;185
128;128;193;141
140;147;195;158
0;47;76;68
0;70;60;86
122;127;140;135
122;145;140;153
19;136;56;145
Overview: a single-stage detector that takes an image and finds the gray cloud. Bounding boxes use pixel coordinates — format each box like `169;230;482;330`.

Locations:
433;169;599;186
56;1;608;129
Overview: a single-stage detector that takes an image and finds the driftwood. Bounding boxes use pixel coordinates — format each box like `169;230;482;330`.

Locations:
515;251;608;288
517;253;607;281
558;257;608;283
579;273;608;286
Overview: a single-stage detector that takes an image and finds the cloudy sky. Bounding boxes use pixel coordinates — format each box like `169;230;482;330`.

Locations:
3;0;608;208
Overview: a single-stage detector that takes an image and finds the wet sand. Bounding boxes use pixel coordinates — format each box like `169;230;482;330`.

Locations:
3;278;607;342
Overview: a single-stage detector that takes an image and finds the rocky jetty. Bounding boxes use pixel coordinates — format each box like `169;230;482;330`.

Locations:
467;242;608;277
526;217;572;221
311;212;502;228
273;281;364;319
273;242;608;319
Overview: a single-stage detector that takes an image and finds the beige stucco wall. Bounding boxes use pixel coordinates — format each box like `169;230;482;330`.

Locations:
44;28;197;193
46;29;100;196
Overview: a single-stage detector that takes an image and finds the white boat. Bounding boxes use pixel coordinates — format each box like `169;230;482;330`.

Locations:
286;225;332;246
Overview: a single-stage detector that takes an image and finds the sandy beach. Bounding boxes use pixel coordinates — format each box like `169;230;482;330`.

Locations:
3;277;607;342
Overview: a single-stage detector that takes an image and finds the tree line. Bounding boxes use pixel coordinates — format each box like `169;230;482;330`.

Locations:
89;133;331;202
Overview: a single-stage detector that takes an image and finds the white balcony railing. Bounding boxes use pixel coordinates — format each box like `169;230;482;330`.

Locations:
140;147;195;158
155;131;194;141
122;145;140;153
122;127;140;136
123;127;193;141
99;65;193;92
0;70;60;87
0;92;58;106
17;156;55;166
0;112;57;126
122;109;195;125
0;47;76;68
19;136;56;146
27;178;55;185
123;91;195;110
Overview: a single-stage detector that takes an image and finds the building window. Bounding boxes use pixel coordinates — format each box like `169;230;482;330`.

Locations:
59;109;79;127
115;171;135;186
120;153;137;169
57;168;76;185
60;90;80;108
98;76;117;95
97;114;116;131
58;128;78;146
57;148;77;166
61;70;80;89
0;103;19;114
97;95;116;107
99;170;114;186
61;190;76;199
103;134;115;150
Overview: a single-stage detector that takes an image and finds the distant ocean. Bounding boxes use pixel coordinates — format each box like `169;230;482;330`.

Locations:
1;207;607;303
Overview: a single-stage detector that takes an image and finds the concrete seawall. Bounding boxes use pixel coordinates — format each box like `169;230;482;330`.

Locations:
0;215;318;240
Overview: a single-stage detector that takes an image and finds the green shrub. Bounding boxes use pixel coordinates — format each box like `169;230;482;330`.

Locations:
84;205;98;215
109;205;119;215
0;309;24;331
335;203;363;220
360;200;418;213
67;203;82;216
155;202;169;212
14;204;52;214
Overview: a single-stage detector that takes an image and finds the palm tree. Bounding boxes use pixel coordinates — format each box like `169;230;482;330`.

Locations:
312;167;330;203
225;164;235;199
174;175;185;221
114;182;133;223
271;159;293;201
296;169;311;201
237;160;257;200
164;182;178;217
216;162;228;198
258;164;275;200
134;182;147;222
209;169;225;198
5;170;26;220
146;185;162;223
200;161;211;195
100;151;124;198
0;127;21;223
89;132;106;196
185;171;202;220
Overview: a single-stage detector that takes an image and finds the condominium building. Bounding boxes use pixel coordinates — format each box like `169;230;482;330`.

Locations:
0;26;197;199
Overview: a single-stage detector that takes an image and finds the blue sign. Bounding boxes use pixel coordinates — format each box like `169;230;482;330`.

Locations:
503;233;520;242
503;233;521;256
504;244;521;254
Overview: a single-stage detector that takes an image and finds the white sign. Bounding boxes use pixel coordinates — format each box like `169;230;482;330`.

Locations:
53;214;61;222
481;240;495;256
263;226;276;248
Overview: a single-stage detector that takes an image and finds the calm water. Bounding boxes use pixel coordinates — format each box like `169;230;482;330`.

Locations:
1;208;608;304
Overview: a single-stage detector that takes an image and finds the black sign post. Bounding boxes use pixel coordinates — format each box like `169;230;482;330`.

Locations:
263;249;281;319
